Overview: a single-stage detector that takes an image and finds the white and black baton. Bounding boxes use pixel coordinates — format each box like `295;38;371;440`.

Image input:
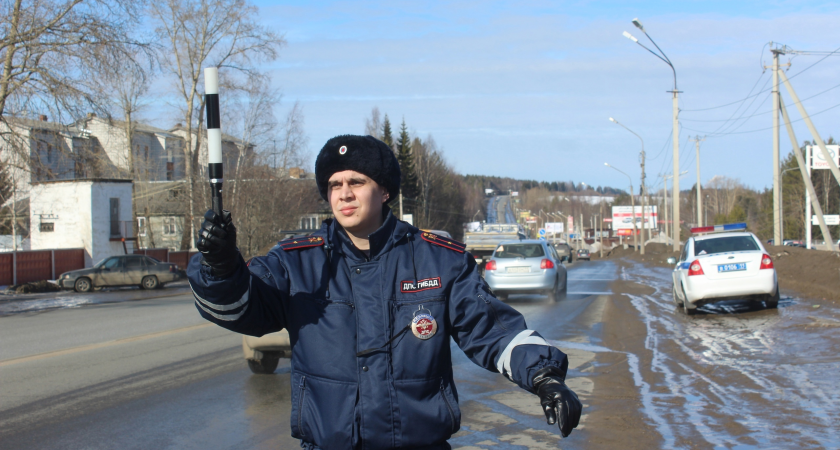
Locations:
204;67;223;215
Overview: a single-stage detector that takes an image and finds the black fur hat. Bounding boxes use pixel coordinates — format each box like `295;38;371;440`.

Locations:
315;135;400;204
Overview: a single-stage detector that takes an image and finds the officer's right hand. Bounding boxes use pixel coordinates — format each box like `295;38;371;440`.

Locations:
196;209;240;278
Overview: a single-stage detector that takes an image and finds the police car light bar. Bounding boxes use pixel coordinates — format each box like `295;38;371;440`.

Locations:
690;222;747;234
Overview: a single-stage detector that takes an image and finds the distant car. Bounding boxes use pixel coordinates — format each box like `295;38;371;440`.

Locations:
671;223;778;315
576;249;590;261
59;255;181;292
243;331;291;374
484;239;567;301
553;243;573;262
784;240;805;248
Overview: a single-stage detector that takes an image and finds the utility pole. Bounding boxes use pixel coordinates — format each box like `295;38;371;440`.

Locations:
771;44;782;247
640;150;647;255
662;175;669;242
671;89;680;251
690;136;705;226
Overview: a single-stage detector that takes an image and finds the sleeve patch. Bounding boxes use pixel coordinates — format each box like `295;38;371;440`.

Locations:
279;236;324;251
420;232;465;253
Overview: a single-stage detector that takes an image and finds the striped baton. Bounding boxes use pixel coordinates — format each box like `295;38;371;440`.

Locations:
204;67;223;215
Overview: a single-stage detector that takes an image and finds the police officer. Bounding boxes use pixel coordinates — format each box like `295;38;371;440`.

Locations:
189;135;581;450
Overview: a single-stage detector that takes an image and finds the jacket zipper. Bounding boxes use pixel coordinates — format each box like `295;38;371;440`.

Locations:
298;375;307;438
440;380;456;432
478;294;508;331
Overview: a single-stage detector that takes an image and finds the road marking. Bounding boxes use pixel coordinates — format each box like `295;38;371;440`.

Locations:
0;322;214;367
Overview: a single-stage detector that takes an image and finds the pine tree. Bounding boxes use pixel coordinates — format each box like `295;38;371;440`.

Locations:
396;119;418;212
381;114;394;150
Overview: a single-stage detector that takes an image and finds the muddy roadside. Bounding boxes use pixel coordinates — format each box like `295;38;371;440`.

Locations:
579;278;662;449
591;242;840;304
582;257;840;448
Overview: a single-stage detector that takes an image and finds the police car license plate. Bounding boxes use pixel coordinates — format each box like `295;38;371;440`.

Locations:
717;263;746;272
507;267;530;273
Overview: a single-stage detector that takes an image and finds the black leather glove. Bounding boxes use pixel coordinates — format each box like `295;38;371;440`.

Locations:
533;366;582;437
196;209;240;278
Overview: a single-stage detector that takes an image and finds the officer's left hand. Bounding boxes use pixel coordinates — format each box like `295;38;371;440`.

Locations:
533;367;582;437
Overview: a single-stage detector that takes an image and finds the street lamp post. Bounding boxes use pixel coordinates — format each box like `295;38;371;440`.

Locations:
609;117;647;254
604;163;636;251
664;170;689;244
625;18;680;251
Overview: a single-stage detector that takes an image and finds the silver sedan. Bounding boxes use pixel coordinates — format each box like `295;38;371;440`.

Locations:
483;239;567;301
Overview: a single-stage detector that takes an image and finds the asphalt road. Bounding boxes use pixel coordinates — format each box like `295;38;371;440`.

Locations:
3;259;837;449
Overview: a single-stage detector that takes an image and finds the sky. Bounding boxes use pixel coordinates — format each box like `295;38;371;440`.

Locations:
245;0;840;192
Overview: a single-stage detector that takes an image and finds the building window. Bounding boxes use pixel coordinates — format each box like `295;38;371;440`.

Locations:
300;216;319;230
163;217;177;235
40;223;54;232
166;162;174;181
137;217;146;237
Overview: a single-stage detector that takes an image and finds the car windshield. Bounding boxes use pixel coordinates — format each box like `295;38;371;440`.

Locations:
694;236;759;256
495;243;545;258
93;258;110;268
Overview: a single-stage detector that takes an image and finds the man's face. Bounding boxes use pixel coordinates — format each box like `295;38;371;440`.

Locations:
328;170;389;234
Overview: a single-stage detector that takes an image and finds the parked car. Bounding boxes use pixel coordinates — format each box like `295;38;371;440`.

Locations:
243;331;291;374
671;223;778;315
483;239;567;301
59;255;181;292
553;243;573;262
576;249;590;261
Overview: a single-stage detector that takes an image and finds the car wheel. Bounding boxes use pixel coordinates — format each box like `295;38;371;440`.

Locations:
141;275;159;290
765;286;780;309
248;355;280;374
672;287;683;307
555;278;567;300
682;287;697;316
74;277;92;293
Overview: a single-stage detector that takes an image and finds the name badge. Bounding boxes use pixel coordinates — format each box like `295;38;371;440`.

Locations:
411;306;437;340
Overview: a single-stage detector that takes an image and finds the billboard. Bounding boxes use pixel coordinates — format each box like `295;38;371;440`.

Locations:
545;222;564;235
612;205;658;230
808;145;840;170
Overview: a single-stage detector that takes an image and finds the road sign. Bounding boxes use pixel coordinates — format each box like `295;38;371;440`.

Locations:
813;214;840;226
808;145;840;170
539;236;546;241
538;228;546;237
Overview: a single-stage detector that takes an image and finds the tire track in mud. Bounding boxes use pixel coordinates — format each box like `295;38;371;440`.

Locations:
616;261;840;449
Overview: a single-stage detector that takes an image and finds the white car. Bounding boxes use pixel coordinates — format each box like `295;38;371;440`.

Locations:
671;223;779;315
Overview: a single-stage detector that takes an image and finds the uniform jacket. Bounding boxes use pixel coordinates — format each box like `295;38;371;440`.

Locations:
187;209;569;450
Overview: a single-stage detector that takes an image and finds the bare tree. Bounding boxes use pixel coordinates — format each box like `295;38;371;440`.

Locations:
150;0;284;249
364;106;381;139
0;0;143;121
276;101;309;171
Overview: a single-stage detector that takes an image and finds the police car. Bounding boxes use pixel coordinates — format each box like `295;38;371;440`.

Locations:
671;223;779;315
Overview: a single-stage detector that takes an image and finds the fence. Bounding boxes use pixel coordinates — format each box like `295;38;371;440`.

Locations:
0;249;86;285
134;248;197;270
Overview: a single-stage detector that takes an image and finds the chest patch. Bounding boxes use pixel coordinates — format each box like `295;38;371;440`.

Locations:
401;277;441;293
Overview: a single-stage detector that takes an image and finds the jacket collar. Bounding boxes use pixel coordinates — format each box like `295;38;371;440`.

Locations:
322;206;412;262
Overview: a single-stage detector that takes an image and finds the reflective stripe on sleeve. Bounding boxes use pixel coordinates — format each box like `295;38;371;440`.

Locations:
496;329;552;378
189;280;249;312
195;299;249;321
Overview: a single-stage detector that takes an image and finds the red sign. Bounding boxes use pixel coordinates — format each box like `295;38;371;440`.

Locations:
603;218;613;222
616;229;639;236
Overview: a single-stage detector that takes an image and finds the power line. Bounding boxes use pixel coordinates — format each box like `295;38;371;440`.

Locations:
681;43;840;113
681;100;840;137
681;79;840;123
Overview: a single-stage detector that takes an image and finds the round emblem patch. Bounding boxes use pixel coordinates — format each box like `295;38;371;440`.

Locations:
339;145;347;155
411;313;437;340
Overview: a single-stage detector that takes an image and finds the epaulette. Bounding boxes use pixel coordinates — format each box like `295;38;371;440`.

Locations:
420;231;465;253
279;236;324;251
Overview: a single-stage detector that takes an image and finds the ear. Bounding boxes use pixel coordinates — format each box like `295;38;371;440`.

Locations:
382;189;390;203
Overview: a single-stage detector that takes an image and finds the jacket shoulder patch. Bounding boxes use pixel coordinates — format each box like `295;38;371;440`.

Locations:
420;232;465;253
279;236;324;251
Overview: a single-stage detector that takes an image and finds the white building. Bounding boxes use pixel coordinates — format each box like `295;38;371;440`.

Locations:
29;179;133;267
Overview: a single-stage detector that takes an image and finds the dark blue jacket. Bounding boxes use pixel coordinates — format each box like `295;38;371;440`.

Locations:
187;210;569;450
